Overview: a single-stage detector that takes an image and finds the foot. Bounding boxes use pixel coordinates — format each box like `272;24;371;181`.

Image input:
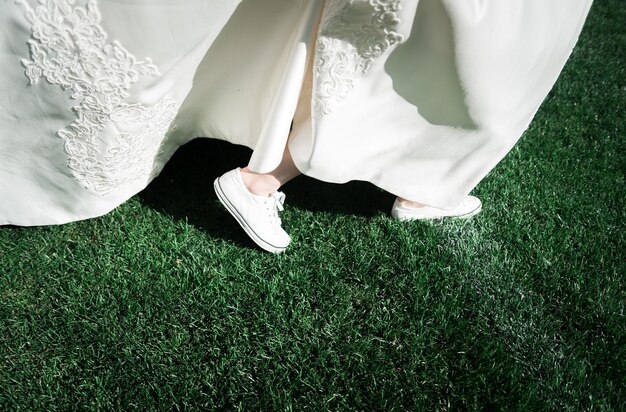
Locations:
391;196;482;221
214;168;291;253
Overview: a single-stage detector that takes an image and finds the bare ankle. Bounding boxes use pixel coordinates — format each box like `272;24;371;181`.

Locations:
398;197;425;208
240;167;280;196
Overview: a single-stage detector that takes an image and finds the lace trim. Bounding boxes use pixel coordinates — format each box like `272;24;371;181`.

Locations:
16;0;177;195
313;0;404;118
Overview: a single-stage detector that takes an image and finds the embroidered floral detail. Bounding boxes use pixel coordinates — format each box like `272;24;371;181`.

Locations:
313;0;404;118
16;0;177;195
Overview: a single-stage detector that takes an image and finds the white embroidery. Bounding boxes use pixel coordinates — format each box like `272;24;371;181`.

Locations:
17;0;177;195
313;0;404;118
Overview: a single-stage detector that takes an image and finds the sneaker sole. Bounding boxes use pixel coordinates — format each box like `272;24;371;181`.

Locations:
214;178;287;254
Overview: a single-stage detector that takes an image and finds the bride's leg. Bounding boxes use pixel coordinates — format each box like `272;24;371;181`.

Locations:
240;140;300;197
237;3;319;198
213;3;320;252
397;198;425;208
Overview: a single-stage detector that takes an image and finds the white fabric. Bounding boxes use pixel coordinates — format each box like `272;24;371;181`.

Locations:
0;0;592;226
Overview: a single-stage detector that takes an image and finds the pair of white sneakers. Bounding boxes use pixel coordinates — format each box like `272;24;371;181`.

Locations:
214;168;482;253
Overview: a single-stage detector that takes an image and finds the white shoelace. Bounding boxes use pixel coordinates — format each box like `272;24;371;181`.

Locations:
264;191;286;230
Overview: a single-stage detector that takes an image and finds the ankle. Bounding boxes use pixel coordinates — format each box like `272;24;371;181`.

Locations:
240;167;280;197
398;197;425;209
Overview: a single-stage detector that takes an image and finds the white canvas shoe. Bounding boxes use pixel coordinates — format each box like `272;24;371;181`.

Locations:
214;168;290;253
391;196;482;221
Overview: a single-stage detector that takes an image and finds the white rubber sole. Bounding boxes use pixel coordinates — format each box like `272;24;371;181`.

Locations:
214;178;287;254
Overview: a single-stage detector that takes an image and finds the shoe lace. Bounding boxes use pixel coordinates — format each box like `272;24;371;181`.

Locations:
264;191;286;229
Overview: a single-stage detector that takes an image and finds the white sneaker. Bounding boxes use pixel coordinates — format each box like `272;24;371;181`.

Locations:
214;168;290;253
391;196;482;221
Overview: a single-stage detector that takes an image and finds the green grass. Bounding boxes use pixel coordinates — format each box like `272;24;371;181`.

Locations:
1;1;624;410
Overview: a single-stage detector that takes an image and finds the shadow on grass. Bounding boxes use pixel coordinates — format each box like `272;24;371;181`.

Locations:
138;138;395;243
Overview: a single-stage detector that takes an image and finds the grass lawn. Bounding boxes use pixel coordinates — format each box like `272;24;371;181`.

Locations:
1;1;624;410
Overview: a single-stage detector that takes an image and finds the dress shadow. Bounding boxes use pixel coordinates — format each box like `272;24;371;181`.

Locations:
138;138;394;246
385;0;476;129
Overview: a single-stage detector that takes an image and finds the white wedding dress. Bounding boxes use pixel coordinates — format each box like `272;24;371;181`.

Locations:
0;0;592;226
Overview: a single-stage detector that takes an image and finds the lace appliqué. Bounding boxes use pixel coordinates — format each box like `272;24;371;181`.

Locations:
16;0;177;195
313;0;404;118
